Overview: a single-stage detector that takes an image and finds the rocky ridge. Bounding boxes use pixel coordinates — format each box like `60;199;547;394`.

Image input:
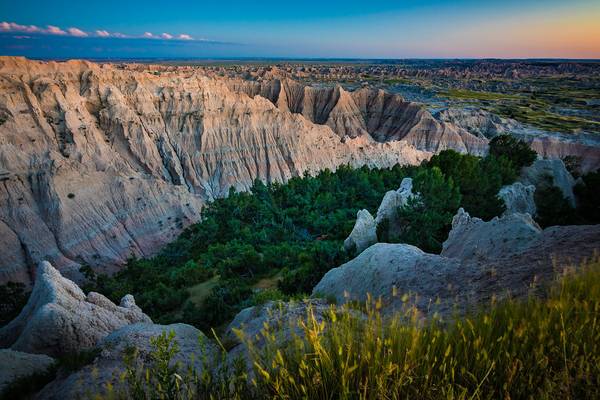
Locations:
0;261;151;357
313;208;600;317
0;57;476;284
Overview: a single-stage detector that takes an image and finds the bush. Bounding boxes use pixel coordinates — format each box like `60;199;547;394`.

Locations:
575;170;600;223
488;134;537;170
0;282;28;327
397;167;461;253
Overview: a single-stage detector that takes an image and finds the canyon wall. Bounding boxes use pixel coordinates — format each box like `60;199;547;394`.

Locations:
0;57;464;284
0;57;595;285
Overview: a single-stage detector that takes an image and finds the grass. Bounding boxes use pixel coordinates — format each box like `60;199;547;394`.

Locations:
110;259;600;399
187;276;220;306
440;89;521;102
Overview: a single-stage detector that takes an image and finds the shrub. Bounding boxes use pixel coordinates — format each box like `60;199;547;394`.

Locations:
0;282;28;327
488;134;537;170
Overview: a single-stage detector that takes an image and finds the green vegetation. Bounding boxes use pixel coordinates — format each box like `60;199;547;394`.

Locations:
80;137;539;331
114;260;600;399
82;165;419;330
436;78;600;134
0;281;28;326
441;88;520;101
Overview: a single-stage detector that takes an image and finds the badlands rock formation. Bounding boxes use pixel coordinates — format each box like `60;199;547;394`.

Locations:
343;209;377;253
498;182;536;216
375;177;416;238
1;57;469;284
313;209;600;317
0;261;151;357
441;208;542;261
0;349;54;392
37;322;216;400
435;108;600;172
344;177;416;253
520;159;576;206
225;299;333;371
227;79;488;154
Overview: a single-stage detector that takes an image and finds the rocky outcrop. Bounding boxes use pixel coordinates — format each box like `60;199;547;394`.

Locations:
435;108;520;138
498;182;536;216
0;261;151;357
313;243;462;316
225;299;333;371
37;322;215;400
521;159;576;206
343;210;377;253
228;79;488;155
0;57;442;284
441;208;542;262
314;208;600;317
0;349;54;393
375;177;415;238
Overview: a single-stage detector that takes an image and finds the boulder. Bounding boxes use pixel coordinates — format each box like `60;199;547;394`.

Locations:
225;299;333;371
0;349;54;393
0;261;151;357
441;208;541;262
343;209;377;253
375;178;415;239
36;323;216;400
521;159;576;206
498;182;536;216
313;243;461;316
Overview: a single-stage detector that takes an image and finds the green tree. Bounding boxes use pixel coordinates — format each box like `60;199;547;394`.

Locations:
398;167;461;253
488;135;537;170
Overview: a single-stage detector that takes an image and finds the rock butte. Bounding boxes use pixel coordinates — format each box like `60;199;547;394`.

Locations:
0;56;596;284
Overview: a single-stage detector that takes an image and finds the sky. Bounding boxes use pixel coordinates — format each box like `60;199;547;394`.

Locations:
1;0;600;59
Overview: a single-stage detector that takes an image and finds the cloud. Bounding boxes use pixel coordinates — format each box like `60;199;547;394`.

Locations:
0;22;40;33
0;21;225;43
67;28;88;37
46;25;67;35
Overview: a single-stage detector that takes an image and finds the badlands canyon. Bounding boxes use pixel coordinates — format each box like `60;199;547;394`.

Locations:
1;56;599;399
1;57;599;285
0;56;483;284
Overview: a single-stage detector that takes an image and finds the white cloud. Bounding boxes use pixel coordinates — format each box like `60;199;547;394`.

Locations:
46;25;67;35
67;27;88;37
1;21;214;43
0;22;41;33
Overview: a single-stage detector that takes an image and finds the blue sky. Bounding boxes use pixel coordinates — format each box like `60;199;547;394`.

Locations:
1;0;599;59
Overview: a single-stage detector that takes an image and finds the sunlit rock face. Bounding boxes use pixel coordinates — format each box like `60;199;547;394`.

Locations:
2;57;487;284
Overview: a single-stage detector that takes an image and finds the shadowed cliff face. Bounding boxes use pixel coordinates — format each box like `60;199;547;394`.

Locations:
2;57;466;284
226;78;487;154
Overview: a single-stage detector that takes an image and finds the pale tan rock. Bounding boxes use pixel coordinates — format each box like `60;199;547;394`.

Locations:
344;209;377;253
36;322;216;400
441;208;542;262
0;261;151;357
0;57;432;283
498;182;536;216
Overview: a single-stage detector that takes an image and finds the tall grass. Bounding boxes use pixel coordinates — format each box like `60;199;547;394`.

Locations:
116;261;600;400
